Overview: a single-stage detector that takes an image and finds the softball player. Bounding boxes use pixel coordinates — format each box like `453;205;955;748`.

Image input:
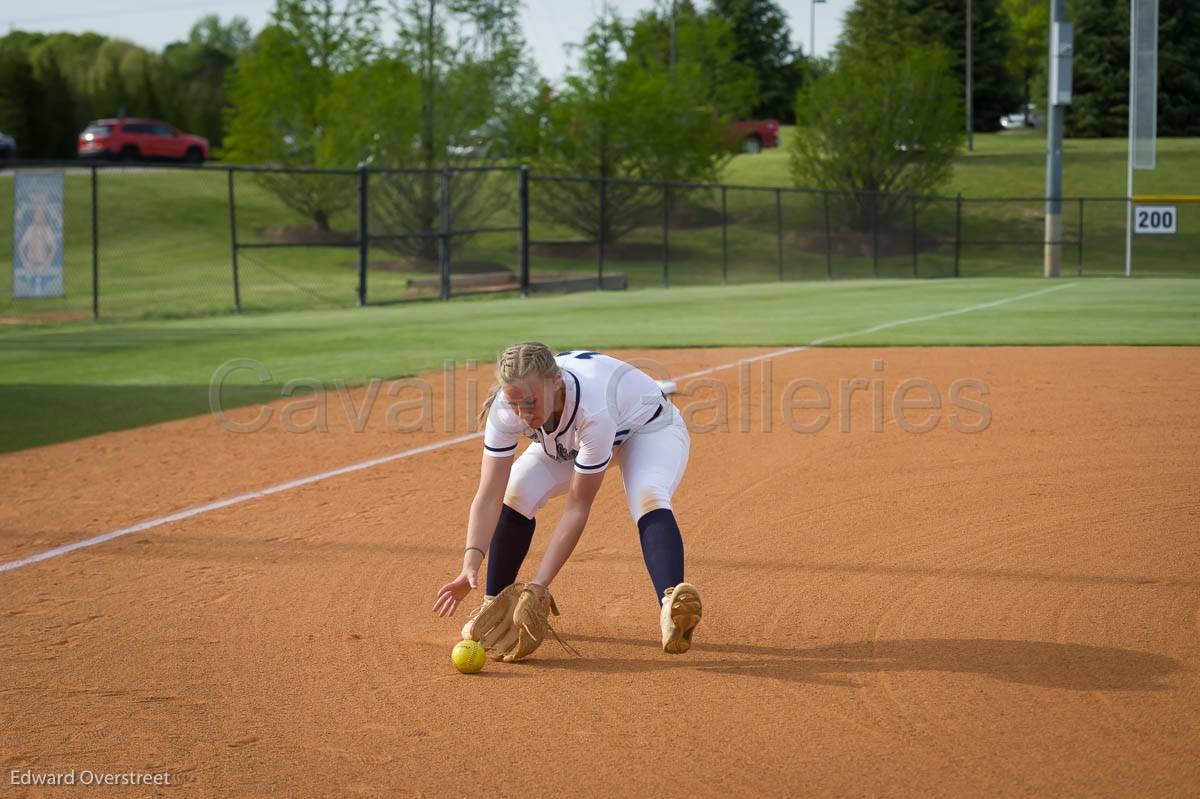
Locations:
432;341;702;658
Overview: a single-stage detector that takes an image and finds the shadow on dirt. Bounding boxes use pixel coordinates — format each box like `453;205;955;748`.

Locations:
546;635;1183;691
0;383;283;453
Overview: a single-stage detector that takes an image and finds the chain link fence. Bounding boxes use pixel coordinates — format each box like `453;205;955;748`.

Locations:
2;161;1196;322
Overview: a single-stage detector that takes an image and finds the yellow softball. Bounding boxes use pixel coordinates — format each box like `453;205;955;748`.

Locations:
451;639;486;674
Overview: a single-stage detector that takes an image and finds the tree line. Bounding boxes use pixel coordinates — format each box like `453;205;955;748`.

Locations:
0;16;251;159
2;0;1196;161
0;0;1195;246
215;0;765;253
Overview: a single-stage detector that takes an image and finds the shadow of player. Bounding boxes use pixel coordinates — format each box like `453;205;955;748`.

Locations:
533;635;1182;691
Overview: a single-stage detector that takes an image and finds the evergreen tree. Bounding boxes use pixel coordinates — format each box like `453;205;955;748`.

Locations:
707;0;805;121
1065;0;1125;136
1066;0;1198;137
1157;0;1200;135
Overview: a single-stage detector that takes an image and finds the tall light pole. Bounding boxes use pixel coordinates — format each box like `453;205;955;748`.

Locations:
670;0;677;69
810;0;826;60
966;0;974;151
1044;0;1073;277
811;0;816;58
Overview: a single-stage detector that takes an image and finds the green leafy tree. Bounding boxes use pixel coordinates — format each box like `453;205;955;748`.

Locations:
707;0;804;122
0;32;102;157
320;57;422;166
362;0;534;260
183;14;252;58
531;10;736;245
841;0;1021;133
622;1;758;219
163;15;253;147
790;45;964;230
223;0;381;229
26;33;107;155
0;34;50;156
393;0;533;165
626;0;758;118
30;31;106;106
502;79;551;161
2;21;246;157
85;38;173;121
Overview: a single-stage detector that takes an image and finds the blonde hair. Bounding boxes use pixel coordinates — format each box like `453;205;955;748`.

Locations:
478;341;561;427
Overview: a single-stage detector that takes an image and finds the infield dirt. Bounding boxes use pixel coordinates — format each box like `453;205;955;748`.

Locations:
2;346;1198;797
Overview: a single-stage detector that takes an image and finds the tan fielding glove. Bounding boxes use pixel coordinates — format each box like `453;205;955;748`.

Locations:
469;582;578;662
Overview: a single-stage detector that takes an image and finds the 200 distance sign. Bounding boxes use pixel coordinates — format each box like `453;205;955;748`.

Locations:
1134;206;1177;235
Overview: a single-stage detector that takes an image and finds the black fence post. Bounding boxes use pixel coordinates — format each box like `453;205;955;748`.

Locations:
90;164;99;319
954;192;962;278
1077;197;1084;276
519;166;530;297
721;185;729;286
597;177;606;290
228;168;241;314
662;182;670;288
775;189;784;281
911;194;919;277
357;164;369;306
823;190;833;280
439;167;451;301
871;192;880;278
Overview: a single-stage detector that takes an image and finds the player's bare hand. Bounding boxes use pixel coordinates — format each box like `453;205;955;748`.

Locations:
433;570;477;617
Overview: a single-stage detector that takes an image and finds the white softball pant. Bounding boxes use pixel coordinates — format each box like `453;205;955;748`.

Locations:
503;404;690;522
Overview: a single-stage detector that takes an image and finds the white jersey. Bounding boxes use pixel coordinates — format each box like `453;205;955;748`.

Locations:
483;351;668;475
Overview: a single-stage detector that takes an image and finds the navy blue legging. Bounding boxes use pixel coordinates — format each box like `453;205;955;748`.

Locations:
485;504;536;596
637;507;685;602
485;503;684;603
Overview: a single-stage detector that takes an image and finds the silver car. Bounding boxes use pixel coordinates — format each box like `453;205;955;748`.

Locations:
1000;105;1044;130
0;132;15;159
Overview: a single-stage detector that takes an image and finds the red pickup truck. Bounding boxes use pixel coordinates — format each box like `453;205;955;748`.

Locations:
728;120;780;154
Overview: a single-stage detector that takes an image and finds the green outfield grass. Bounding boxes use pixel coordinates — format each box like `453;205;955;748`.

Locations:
724;128;1200;198
2;135;1198;323
720;130;1200;280
1;277;1197;453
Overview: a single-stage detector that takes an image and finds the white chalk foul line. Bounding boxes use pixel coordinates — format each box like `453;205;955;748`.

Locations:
0;432;484;574
0;282;1074;575
673;282;1075;381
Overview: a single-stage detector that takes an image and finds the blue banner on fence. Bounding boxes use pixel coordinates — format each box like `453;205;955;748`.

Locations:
12;171;65;299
